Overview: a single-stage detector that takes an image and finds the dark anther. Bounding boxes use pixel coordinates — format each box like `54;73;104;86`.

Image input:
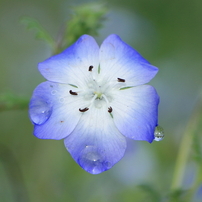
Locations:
88;65;93;71
69;90;78;95
79;107;89;112
108;106;113;113
117;78;125;82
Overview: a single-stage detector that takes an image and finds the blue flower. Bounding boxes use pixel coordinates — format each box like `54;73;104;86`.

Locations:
29;34;159;174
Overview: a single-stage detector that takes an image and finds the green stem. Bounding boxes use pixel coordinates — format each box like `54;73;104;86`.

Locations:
170;100;202;191
186;166;202;201
0;93;29;112
0;144;29;201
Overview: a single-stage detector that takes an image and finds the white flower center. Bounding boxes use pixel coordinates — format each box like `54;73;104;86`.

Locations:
69;65;128;117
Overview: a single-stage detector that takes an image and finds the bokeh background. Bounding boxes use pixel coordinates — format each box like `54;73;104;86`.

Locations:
1;0;202;201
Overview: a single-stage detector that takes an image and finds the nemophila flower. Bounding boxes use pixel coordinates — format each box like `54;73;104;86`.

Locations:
29;34;159;174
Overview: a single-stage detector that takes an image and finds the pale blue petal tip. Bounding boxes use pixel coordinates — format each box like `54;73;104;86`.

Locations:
29;98;52;125
78;146;111;174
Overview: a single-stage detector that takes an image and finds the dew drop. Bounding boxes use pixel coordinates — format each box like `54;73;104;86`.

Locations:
29;99;52;125
51;90;57;95
94;100;103;108
78;145;111;174
96;103;102;108
87;82;94;88
154;125;164;141
59;97;65;103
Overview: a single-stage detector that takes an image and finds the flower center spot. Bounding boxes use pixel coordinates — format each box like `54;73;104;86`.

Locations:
68;66;128;117
94;91;103;99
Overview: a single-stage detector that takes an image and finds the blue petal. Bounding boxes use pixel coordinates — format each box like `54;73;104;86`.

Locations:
112;85;159;143
64;105;126;174
99;34;158;86
38;35;99;86
29;81;86;139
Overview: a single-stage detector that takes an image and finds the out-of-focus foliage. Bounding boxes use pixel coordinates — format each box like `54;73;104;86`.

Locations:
137;184;162;201
0;92;29;111
20;17;55;50
20;3;107;54
64;3;107;48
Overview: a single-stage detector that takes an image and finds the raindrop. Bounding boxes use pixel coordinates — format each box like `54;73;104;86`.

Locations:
51;90;57;95
94;100;103;108
154;125;164;141
78;145;111;174
29;99;52;125
87;82;94;88
59;97;65;103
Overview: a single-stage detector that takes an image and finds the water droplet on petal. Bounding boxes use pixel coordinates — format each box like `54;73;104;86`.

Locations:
94;100;103;108
154;125;164;141
29;99;52;125
51;90;57;95
78;145;111;174
59;97;65;103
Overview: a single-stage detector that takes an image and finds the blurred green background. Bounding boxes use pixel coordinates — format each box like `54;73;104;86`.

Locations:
1;0;202;201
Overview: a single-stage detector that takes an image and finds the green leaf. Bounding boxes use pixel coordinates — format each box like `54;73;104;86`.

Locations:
63;3;107;48
138;184;162;202
20;17;55;49
192;132;202;164
20;3;107;54
191;100;202;165
167;189;188;202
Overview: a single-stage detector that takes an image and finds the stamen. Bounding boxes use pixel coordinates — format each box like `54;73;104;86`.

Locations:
108;107;113;113
102;94;110;106
90;94;98;103
79;107;89;112
117;78;125;82
69;90;78;95
88;65;93;71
